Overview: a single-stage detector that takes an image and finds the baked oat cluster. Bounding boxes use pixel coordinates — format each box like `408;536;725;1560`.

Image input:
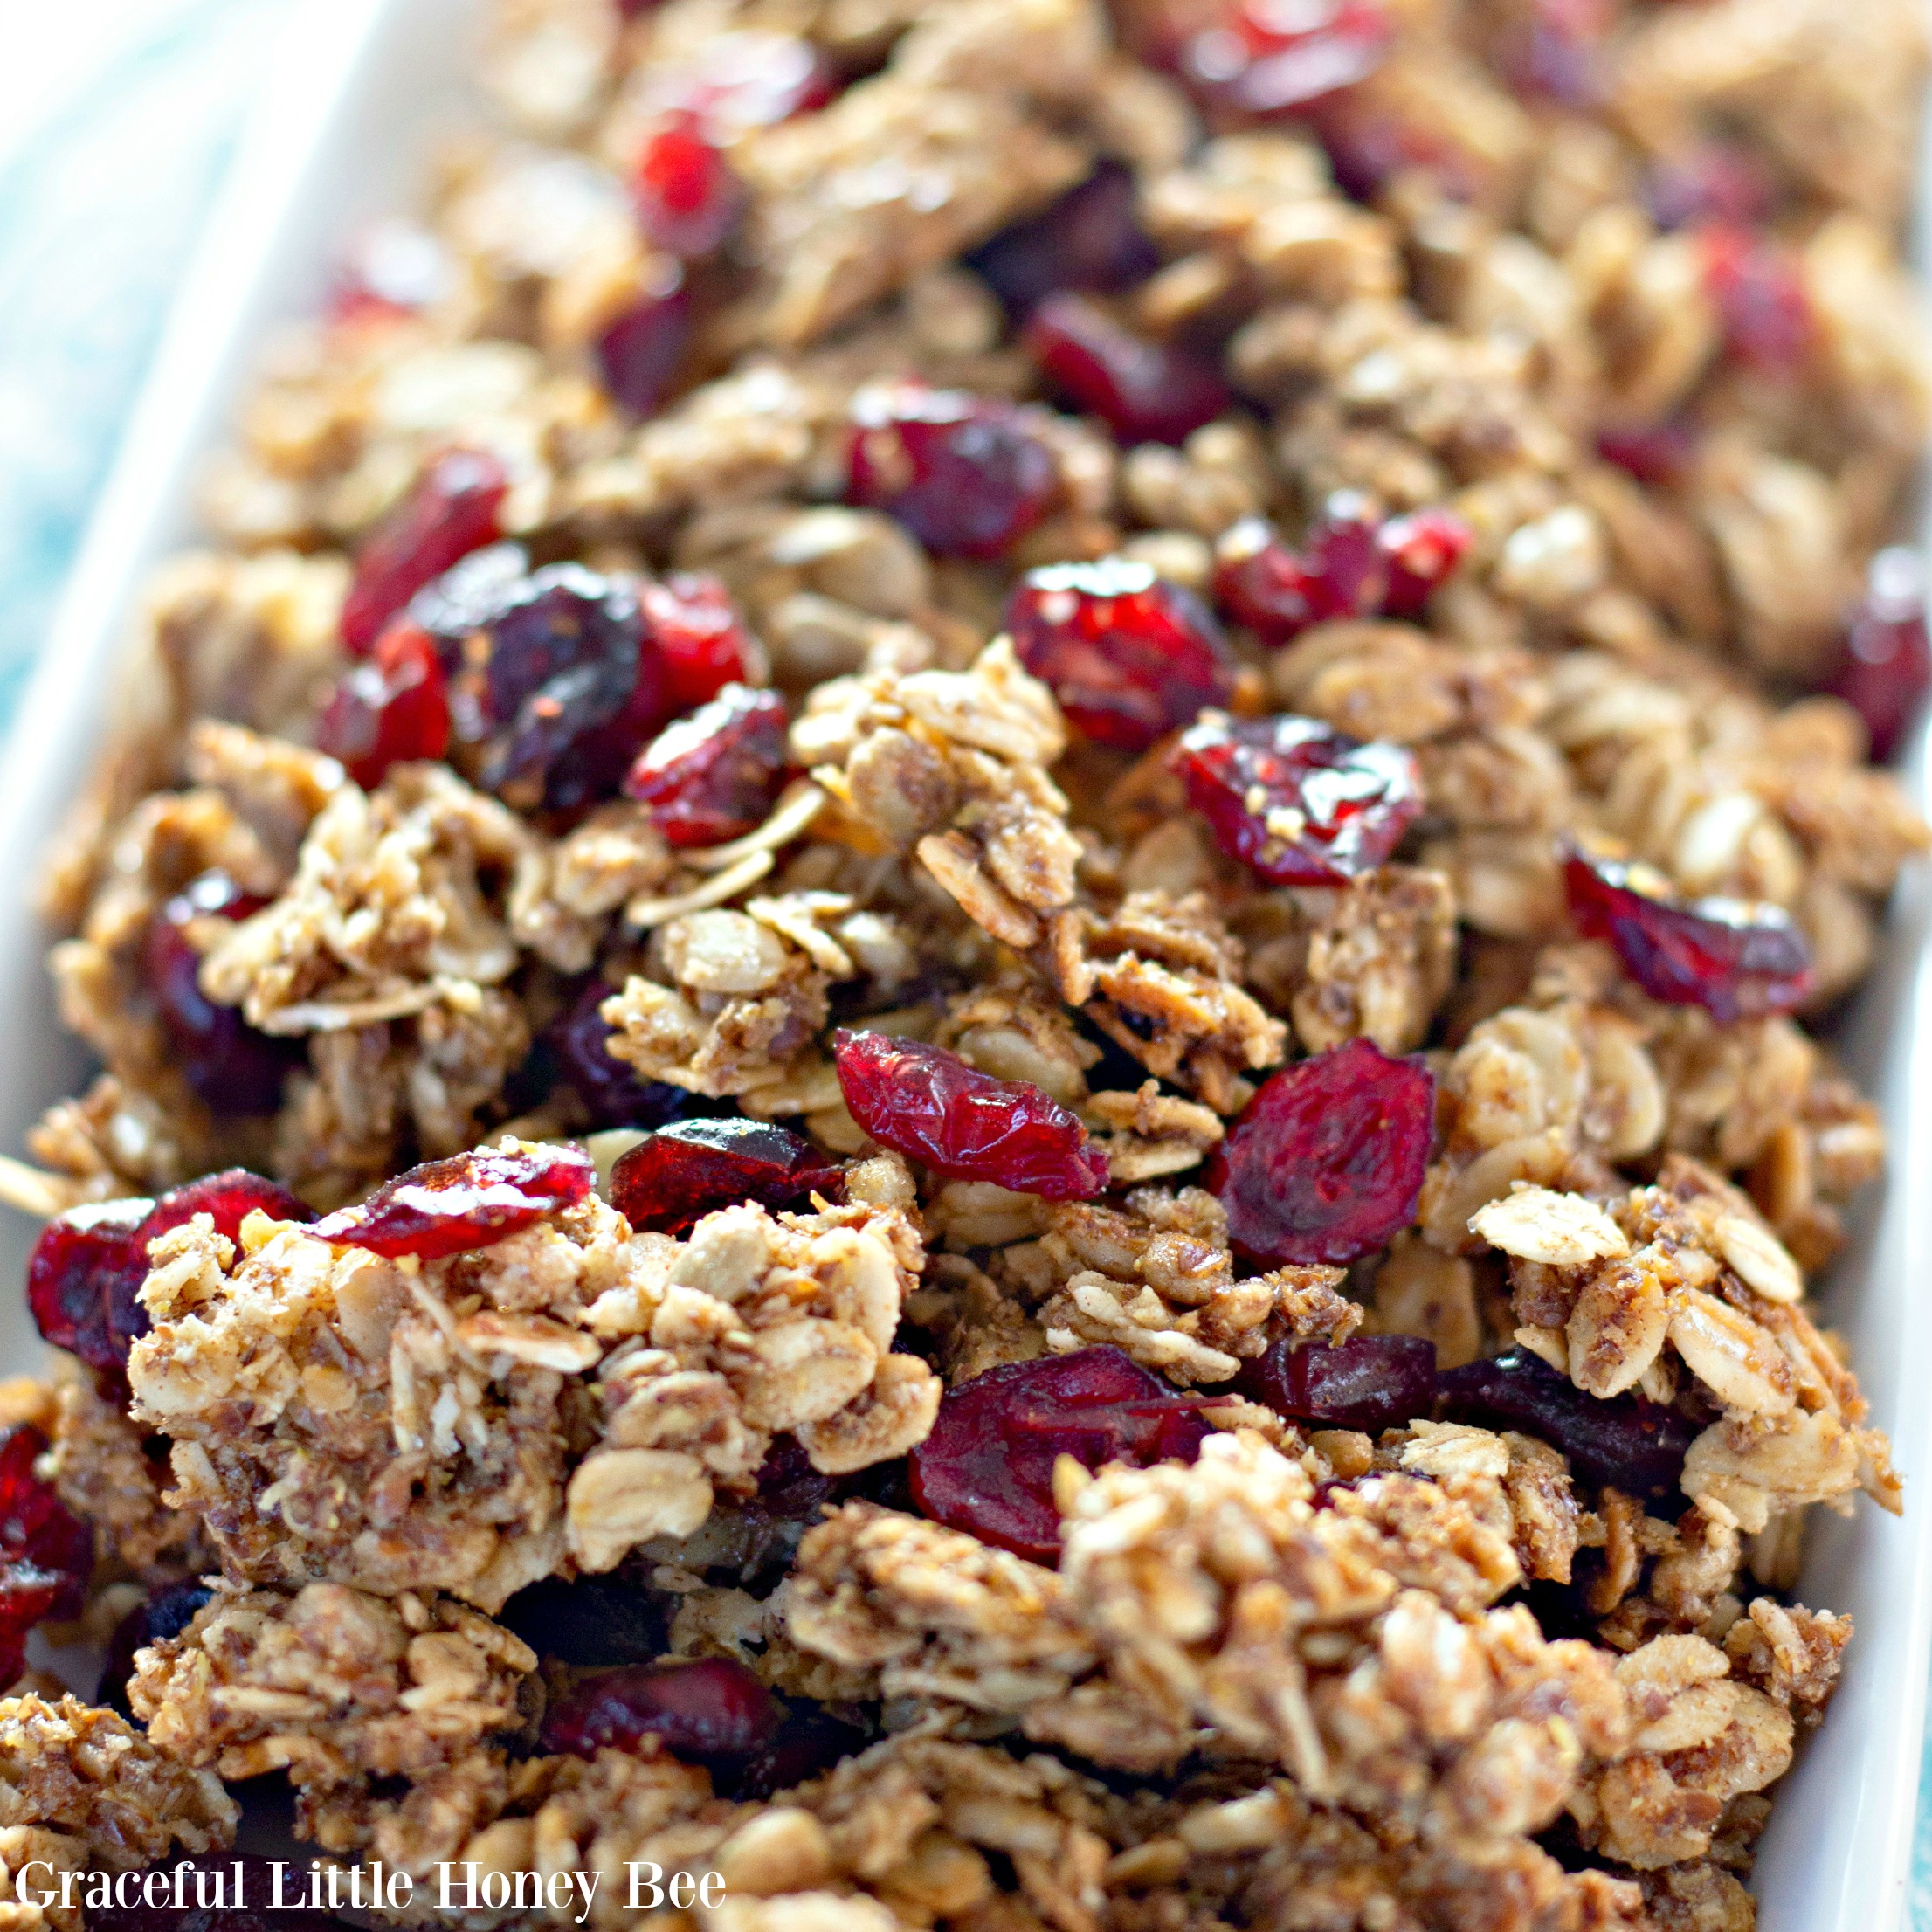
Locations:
0;0;1928;1923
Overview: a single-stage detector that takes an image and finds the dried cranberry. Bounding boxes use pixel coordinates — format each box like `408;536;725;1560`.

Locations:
316;620;451;788
1597;421;1699;490
1214;520;1327;641
968;162;1160;315
99;1579;215;1721
1173;712;1422;886
1207;1040;1433;1267
597;274;692;417
641;573;757;715
1826;547;1930;763
729;1708;866;1800
0;1427;92;1614
1024;293;1231;446
1239;1335;1436;1433
610;1119;841;1237
632;112;744;257
546;979;694;1130
910;1348;1211;1563
833;1032;1108;1199
340;449;508;656
328;217;453;327
624;685;791;846
142;873;296;1117
311;1143;595;1260
1438;1350;1695;1496
1643;144;1772;232
29;1173;311;1371
1006;557;1236;751
1178;0;1393;115
846;385;1059;560
499;1575;667;1668
1562;843;1812;1025
1378;507;1473;618
1701;225;1813;376
540;1657;783;1762
750;1435;840;1525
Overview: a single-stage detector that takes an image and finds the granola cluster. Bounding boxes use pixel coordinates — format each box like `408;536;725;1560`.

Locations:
0;0;1925;1921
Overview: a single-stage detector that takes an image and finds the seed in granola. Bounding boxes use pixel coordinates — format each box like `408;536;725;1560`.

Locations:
1172;711;1422;885
631;111;745;257
143;873;299;1116
1562;841;1813;1025
310;1142;596;1259
29;1171;313;1372
1175;0;1394;116
624;684;793;846
1438;1349;1696;1495
546;978;698;1130
1006;556;1236;751
499;1574;667;1668
1378;507;1475;618
314;619;452;789
1206;1038;1433;1266
641;571;759;715
833;1031;1108;1198
609;1118;842;1236
1826;546;1930;762
1240;1334;1437;1432
539;1656;783;1762
1643;142;1773;231
1024;293;1231;447
909;1346;1211;1563
98;1580;215;1722
846;383;1059;559
1701;225;1814;375
969;161;1160;315
339;447;508;656
1596;420;1700;489
597;272;693;418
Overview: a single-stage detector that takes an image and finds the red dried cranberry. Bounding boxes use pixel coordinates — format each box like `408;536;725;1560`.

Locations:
1643;144;1773;232
311;1143;595;1260
1562;843;1812;1025
546;979;695;1130
1172;712;1422;886
846;385;1059;560
99;1579;215;1721
540;1657;783;1762
910;1348;1211;1563
499;1575;667;1667
610;1119;841;1237
0;1426;92;1613
729;1709;866;1800
1438;1349;1694;1496
1024;293;1230;447
632;111;745;257
624;685;792;846
1826;547;1930;763
641;573;758;715
1597;421;1700;490
968;162;1161;315
328;217;453;327
29;1173;311;1371
1239;1335;1436;1433
142;873;296;1117
833;1032;1108;1199
1701;225;1813;376
597;274;692;417
340;449;508;656
636;30;835;128
1206;1040;1433;1267
316;620;451;789
1214;520;1326;641
1378;507;1473;618
1006;557;1236;751
1179;0;1393;115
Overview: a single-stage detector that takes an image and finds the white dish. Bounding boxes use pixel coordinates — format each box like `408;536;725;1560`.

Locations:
0;3;1926;1923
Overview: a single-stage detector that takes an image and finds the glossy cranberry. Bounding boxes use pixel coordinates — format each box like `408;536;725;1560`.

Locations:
636;30;835;128
99;1579;215;1721
610;1119;841;1237
1562;843;1812;1025
847;385;1059;560
1215;500;1388;640
910;1348;1211;1563
632;112;744;257
968;162;1160;315
1597;421;1699;490
1378;507;1473;618
1826;547;1930;762
29;1173;312;1371
540;1657;783;1762
1172;712;1422;886
1701;225;1813;376
499;1575;667;1668
1438;1349;1695;1496
1207;1040;1433;1267
546;978;695;1130
597;274;692;418
1239;1335;1437;1433
730;1708;866;1800
311;1143;596;1259
641;572;758;715
1643;144;1772;232
316;620;451;788
624;685;792;846
1178;0;1392;114
89;1856;344;1932
1024;293;1231;447
1006;556;1236;752
340;449;508;656
0;1425;92;1615
328;217;453;327
833;1032;1108;1199
143;873;295;1117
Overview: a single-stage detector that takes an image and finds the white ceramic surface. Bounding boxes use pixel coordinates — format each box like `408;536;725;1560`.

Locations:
0;4;1926;1924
